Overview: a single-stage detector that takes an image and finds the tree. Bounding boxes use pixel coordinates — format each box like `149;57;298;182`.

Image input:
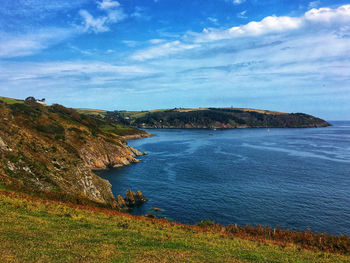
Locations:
25;96;36;101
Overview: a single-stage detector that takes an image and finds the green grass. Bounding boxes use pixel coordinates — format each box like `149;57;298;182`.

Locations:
127;109;168;119
75;108;107;116
0;190;349;263
0;96;24;105
100;124;145;136
0;183;11;190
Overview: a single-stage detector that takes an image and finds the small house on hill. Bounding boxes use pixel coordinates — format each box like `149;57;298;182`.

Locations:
36;98;46;104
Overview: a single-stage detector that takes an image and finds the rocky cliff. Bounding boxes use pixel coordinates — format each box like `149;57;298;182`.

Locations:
0;100;148;207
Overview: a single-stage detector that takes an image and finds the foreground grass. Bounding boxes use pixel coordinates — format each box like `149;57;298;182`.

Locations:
0;190;349;263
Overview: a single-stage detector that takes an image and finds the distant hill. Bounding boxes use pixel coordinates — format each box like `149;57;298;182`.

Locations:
107;107;331;129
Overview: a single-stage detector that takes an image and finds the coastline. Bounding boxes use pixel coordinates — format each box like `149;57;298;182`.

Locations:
123;133;155;141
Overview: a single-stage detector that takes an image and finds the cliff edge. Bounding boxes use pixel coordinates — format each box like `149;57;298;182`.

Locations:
0;99;147;207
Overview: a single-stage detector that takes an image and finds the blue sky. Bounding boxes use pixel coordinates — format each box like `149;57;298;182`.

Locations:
0;0;349;119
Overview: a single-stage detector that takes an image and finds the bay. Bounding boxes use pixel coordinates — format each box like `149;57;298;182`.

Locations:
97;121;350;235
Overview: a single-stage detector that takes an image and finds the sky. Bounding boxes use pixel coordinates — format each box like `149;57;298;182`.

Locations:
0;0;349;120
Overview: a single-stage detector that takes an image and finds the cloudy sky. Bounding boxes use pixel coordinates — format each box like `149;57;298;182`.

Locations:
0;0;349;119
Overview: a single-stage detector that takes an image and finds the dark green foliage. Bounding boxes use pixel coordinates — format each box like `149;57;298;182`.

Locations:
9;102;44;118
54;134;65;141
6;153;22;163
131;108;330;128
68;127;83;134
106;111;131;125
25;96;36;101
50;104;82;123
196;219;215;227
133;109;245;128
36;124;65;135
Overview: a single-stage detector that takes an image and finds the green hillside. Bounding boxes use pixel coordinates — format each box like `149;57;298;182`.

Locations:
0;96;24;105
107;108;330;129
1;189;349;263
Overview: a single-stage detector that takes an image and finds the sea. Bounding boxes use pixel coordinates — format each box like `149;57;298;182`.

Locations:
97;121;350;235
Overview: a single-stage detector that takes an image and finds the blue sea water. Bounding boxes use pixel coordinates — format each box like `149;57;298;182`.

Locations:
97;121;350;235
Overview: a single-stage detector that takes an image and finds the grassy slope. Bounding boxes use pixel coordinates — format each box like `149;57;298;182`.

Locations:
0;96;24;105
75;108;147;136
75;108;107;117
1;189;349;263
120;108;286;119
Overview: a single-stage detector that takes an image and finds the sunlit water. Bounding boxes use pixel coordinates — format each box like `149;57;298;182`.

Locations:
97;121;350;235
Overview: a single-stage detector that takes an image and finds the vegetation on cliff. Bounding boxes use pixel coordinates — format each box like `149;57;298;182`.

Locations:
0;189;349;263
0;97;148;207
108;108;330;129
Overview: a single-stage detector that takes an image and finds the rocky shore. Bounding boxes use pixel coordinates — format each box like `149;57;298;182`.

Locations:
114;189;148;210
123;133;155;141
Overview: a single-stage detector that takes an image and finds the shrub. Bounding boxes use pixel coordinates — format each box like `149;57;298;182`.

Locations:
196;219;215;227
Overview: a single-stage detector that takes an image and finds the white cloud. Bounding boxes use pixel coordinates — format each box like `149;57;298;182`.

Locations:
0;61;153;86
129;5;350;62
208;17;218;24
123;40;138;47
149;39;165;44
0;29;73;58
233;0;246;5
79;10;109;33
308;1;321;9
196;5;350;43
79;0;126;33
130;41;200;61
197;16;302;42
305;5;350;24
123;4;350;114
130;6;151;21
237;10;247;19
98;0;120;10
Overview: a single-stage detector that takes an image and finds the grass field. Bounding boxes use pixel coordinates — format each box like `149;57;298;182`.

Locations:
0;189;349;263
75;107;287;120
0;96;24;105
75;108;108;116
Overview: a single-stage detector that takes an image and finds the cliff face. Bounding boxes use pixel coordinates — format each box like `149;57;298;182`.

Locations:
0;101;146;206
79;138;142;170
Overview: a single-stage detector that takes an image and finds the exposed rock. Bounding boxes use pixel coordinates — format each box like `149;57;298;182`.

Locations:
125;189;136;206
79;138;142;170
135;190;148;203
123;133;155;141
113;195;127;210
0;137;7;148
124;189;148;207
0;136;11;151
146;214;155;218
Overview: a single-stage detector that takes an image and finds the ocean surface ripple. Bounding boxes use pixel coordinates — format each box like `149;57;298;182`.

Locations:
97;121;350;235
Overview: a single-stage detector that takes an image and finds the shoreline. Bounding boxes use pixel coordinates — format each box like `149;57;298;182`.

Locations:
123;133;155;141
